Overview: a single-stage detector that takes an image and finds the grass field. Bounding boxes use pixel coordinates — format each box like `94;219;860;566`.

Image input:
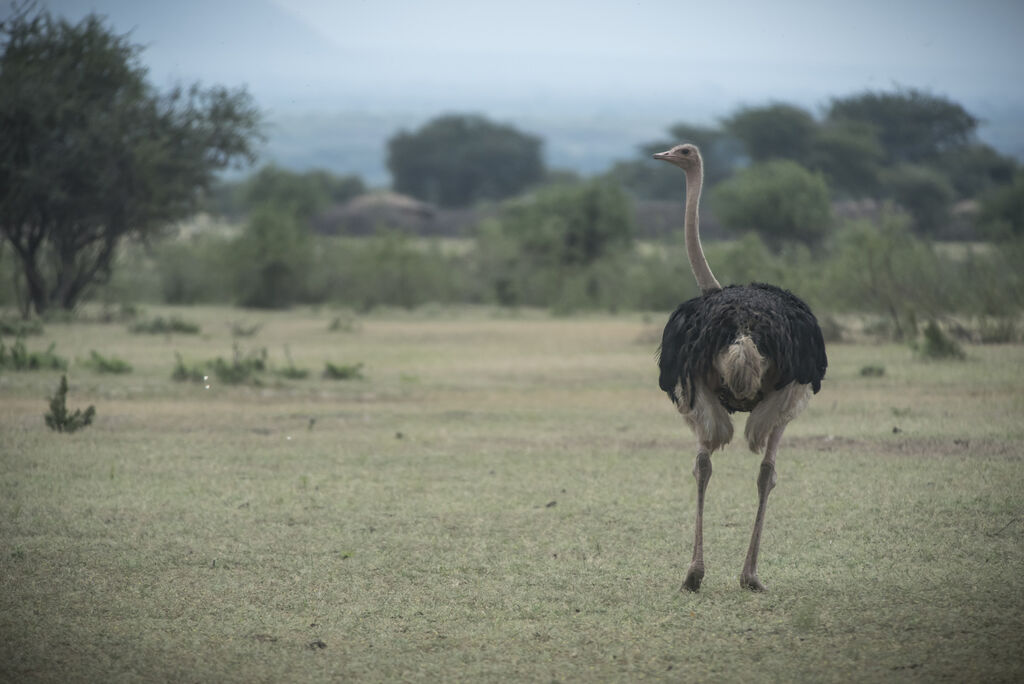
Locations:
2;306;1023;682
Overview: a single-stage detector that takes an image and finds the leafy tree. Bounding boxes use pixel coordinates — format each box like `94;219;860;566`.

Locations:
880;164;955;235
233;205;312;308
827;88;978;164
977;172;1024;240
806;120;884;198
825;211;952;338
208;165;366;221
710;160;832;249
497;180;634;267
0;6;262;315
476;180;635;307
933;144;1018;199
387;114;544;208
723;103;817;163
608;123;741;200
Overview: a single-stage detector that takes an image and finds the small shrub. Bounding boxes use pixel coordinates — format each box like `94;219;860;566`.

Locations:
914;320;966;360
130;316;201;335
172;346;268;385
95;303;140;324
0;317;44;336
977;317;1018;344
228;320;262;337
323;361;364;380
274;346;310;379
44;375;95;433
860;365;886;377
328;311;360;333
0;337;68;371
83;350;133;374
210;345;267;385
171;353;208;383
276;366;310;380
818;316;845;343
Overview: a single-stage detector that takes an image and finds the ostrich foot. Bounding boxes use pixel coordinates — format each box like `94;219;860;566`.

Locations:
739;573;768;592
681;562;705;592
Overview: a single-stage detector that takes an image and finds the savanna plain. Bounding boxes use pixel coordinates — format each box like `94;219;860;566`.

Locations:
1;306;1022;682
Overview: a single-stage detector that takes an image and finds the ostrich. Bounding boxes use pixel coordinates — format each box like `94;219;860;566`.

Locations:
653;143;827;592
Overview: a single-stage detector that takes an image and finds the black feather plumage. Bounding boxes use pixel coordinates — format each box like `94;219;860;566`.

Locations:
658;283;827;409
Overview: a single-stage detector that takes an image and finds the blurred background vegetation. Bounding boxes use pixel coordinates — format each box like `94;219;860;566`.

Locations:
1;5;1022;342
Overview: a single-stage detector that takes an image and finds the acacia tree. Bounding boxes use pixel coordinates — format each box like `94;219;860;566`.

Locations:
827;88;978;164
0;6;262;315
387;114;544;208
723;103;818;163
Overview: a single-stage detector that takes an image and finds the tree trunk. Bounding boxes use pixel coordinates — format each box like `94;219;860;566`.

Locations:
4;237;50;316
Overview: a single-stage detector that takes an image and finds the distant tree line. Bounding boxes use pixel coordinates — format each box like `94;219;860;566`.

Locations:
608;90;1019;241
2;3;1022;320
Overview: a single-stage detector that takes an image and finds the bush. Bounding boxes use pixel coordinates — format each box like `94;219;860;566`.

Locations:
130;316;201;335
83;350;132;374
0;337;67;371
323;361;364;380
824;212;951;339
914;320;965;360
711;160;832;249
978;173;1024;240
171;345;268;386
309;233;464;310
171;353;207;384
387;114;544;208
881;164;955;235
274;346;309;379
45;375;95;433
0;317;43;336
233;205;313;309
209;345;267;385
474;180;636;309
156;236;235;304
976;317;1018;344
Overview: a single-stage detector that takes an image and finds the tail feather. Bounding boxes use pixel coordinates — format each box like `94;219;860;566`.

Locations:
716;334;764;400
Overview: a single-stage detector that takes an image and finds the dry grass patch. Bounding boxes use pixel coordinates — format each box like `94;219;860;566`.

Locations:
1;306;1023;682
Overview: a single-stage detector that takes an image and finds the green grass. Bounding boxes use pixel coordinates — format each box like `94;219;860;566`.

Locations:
1;305;1023;681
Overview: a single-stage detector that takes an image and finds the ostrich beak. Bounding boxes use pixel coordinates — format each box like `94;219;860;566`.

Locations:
652;150;671;161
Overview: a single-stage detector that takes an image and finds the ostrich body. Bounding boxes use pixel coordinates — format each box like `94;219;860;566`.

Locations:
653;143;827;592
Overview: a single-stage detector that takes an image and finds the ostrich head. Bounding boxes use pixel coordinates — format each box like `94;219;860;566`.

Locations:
652;143;702;171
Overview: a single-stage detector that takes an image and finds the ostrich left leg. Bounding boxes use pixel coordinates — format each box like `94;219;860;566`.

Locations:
740;424;786;591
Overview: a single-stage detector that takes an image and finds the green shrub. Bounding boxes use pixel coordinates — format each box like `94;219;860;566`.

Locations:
976;317;1018;344
711;160;832;249
323;361;364;380
327;311;360;333
171;353;207;383
860;365;885;377
274;346;310;380
233;205;313;309
83;350;132;374
45;375;95;433
228;321;262;337
0;317;44;336
210;345;267;385
881;164;955;235
914;320;965;360
130;316;201;335
155;236;235;304
0;337;68;371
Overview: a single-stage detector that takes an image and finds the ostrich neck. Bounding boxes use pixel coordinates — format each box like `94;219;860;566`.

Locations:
684;167;721;294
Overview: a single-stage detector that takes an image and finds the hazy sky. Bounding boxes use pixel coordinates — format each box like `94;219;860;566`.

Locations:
38;0;1024;113
30;0;1024;177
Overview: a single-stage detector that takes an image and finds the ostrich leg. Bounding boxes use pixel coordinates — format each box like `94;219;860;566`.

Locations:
682;447;713;592
740;425;786;591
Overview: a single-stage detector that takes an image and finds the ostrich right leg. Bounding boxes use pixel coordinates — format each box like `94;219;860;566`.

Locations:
682;445;712;592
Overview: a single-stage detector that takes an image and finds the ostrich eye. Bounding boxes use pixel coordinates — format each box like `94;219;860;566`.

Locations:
681;149;690;155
